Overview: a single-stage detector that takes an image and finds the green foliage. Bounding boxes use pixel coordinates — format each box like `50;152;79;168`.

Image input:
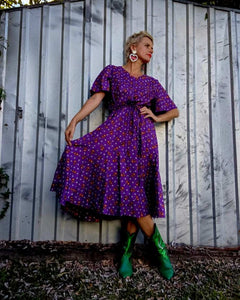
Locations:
0;0;22;9
0;167;11;220
0;0;59;10
0;88;6;111
0;36;8;57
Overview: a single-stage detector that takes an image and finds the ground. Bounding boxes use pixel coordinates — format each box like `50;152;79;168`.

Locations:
0;240;239;299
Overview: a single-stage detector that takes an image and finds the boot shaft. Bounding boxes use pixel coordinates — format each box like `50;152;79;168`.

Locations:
151;224;166;251
122;231;138;255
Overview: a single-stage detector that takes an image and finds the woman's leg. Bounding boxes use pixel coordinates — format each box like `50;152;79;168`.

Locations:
136;214;154;237
127;219;139;234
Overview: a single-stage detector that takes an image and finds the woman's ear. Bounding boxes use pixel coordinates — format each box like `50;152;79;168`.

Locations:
130;44;137;53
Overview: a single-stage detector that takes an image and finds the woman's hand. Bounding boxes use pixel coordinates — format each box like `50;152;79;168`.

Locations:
64;92;106;146
140;106;158;122
65;121;76;146
140;107;179;123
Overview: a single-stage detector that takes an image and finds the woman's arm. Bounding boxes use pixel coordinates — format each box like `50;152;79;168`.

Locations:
65;92;105;146
140;107;179;123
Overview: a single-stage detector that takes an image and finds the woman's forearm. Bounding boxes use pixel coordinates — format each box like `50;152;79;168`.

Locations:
70;92;105;125
155;108;179;123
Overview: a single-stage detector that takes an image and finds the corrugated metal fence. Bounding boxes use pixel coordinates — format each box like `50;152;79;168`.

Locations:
0;0;239;246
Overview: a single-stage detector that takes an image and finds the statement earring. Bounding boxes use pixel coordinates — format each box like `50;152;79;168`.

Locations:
129;50;138;62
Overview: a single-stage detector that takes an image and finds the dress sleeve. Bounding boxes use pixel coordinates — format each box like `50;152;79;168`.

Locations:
90;65;112;95
152;79;177;113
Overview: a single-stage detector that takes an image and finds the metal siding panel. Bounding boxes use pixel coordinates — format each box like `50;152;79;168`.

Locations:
231;12;240;245
171;2;190;244
166;0;175;245
125;0;146;37
0;13;7;164
102;220;121;243
194;6;214;246
55;1;85;242
187;3;199;246
101;1;124;243
110;0;125;66
76;0;93;242
0;11;21;240
0;12;10;240
11;9;27;240
212;10;238;246
151;0;168;242
16;8;42;240
165;0;174;245
78;0;106;243
0;0;239;246
38;4;63;240
80;0;91;138
33;7;47;241
89;0;105;132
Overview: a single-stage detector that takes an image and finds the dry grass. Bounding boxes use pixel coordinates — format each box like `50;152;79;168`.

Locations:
0;241;239;299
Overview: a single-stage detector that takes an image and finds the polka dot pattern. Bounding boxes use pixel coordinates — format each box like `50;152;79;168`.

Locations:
51;65;177;221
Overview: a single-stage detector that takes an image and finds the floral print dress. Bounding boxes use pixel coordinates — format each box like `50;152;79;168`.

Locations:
51;65;177;221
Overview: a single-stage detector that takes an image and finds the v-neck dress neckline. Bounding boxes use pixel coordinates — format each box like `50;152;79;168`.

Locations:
119;66;146;79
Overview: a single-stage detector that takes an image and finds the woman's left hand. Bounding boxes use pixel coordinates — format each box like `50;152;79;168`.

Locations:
140;106;158;122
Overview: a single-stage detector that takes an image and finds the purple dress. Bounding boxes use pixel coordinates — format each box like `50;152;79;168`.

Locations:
51;65;177;221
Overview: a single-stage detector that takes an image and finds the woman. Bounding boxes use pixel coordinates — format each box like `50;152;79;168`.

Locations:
51;31;179;280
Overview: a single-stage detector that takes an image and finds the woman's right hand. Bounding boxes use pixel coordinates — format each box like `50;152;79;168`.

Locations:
65;121;76;146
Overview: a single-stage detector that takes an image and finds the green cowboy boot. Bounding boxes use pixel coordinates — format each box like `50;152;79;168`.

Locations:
119;231;138;278
150;224;174;280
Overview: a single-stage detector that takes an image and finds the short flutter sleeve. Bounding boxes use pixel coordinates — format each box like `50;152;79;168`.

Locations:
152;79;177;114
90;65;112;95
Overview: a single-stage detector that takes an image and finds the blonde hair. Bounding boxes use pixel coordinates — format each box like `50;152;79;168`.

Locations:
125;31;153;62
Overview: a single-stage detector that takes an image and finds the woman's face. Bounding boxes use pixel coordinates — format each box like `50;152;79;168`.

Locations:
132;37;153;64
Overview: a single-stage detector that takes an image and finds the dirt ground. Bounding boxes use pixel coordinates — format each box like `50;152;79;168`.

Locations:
0;240;239;299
